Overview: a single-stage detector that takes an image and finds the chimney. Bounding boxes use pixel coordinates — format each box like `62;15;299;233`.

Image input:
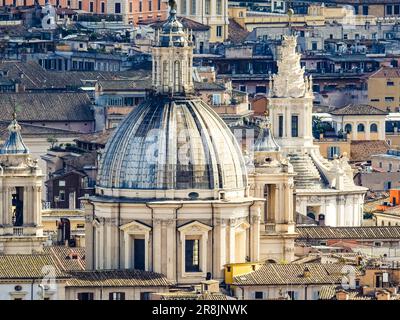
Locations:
303;266;311;278
363;286;374;296
336;289;349;300
376;290;391;301
200;280;219;293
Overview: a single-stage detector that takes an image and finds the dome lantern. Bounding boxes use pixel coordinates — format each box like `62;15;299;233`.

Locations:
152;0;194;96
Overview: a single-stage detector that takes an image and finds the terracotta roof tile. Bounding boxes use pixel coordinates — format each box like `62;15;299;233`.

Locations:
44;246;86;271
369;67;400;79
0;92;94;122
296;226;400;240
65;269;172;287
350;140;390;162
232;263;360;286
228;18;250;44
0;254;66;279
330;104;388;115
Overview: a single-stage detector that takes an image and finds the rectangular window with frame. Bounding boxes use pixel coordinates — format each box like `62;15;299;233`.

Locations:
255;291;263;299
216;26;223;38
190;0;196;14
311;41;318;51
185;239;200;272
149;0;152;11
129;2;133;12
328;146;340;160
78;292;94;300
205;0;210;14
287;291;299;300
387;5;393;15
216;0;222;15
78;0;82;10
109;292;125;300
89;1;93;12
181;0;187;14
133;238;145;270
278;115;284;137
115;2;121;13
387;81;394;86
386;97;395;102
256;85;266;94
291;115;298;137
101;1;105;13
212;94;221;105
59;190;65;201
140;292;153;300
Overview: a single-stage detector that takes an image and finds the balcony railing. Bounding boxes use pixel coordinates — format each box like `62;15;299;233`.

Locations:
13;227;23;236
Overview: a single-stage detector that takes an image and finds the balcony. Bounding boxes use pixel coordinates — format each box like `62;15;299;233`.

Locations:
264;224;276;234
13;227;23;236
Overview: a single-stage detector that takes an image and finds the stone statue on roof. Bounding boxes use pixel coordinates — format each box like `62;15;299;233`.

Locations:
169;0;177;10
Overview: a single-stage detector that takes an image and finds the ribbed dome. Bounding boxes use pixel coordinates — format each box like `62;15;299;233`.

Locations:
97;96;248;194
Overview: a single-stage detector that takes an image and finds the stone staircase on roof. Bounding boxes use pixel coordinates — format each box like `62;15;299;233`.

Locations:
288;152;325;189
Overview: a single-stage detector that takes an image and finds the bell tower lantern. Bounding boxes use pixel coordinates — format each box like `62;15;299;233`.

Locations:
0;115;46;254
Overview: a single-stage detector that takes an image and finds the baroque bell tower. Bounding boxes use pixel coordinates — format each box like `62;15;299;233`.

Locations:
248;119;297;262
0;115;46;254
268;35;314;153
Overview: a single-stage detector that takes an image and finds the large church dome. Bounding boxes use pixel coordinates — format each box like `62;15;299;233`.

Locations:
97;96;248;198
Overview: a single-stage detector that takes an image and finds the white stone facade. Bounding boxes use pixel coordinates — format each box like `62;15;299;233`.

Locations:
84;200;263;283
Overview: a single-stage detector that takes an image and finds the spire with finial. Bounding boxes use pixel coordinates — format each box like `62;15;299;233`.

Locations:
287;8;294;35
0;110;29;155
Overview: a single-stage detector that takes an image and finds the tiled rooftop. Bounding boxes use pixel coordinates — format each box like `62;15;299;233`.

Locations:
330;104;388;116
232;263;361;286
296;226;400;240
350;140;390;162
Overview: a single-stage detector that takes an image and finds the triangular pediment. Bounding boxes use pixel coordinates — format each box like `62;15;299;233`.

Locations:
178;220;212;233
119;220;151;232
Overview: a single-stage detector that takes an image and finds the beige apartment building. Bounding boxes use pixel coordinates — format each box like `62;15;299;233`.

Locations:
368;67;400;113
177;0;229;42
